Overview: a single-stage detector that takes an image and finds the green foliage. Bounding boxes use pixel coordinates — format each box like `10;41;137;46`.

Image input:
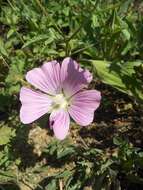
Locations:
0;125;15;145
34;137;143;189
5;52;26;94
92;60;143;102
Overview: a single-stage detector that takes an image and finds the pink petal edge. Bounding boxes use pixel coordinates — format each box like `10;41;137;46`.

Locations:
50;109;70;140
26;61;61;95
61;57;93;97
68;90;101;126
20;87;52;124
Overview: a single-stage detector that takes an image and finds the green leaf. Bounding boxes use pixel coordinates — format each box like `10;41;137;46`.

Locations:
91;60;143;102
0;38;8;57
22;34;52;48
113;137;123;146
92;60;127;93
55;170;72;179
5;56;26;94
7;28;15;38
45;179;57;190
57;146;75;159
122;29;130;40
0;126;15;145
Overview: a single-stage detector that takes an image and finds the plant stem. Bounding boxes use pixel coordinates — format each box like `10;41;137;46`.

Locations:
1;56;9;68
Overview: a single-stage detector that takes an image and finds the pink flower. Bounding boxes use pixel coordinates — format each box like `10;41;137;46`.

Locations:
20;57;101;140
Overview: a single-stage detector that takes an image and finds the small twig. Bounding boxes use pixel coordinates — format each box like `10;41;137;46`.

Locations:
1;55;9;68
79;136;89;149
59;179;63;190
78;58;92;63
35;0;48;16
67;23;84;42
71;44;94;55
20;179;34;190
15;30;25;44
65;40;70;56
15;168;34;190
7;0;16;10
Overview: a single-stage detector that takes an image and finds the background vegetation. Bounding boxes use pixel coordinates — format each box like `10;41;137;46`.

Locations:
0;0;143;189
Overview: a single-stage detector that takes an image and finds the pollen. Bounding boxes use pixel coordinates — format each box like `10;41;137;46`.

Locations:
51;93;68;111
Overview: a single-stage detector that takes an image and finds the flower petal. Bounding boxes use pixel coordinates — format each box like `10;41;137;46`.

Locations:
50;109;70;140
26;61;61;95
20;87;52;124
68;90;101;126
61;57;93;97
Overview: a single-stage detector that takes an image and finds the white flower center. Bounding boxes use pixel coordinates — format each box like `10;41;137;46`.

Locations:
51;93;68;111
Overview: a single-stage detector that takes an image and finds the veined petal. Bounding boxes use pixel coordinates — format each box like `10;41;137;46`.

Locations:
26;61;61;95
61;57;92;97
20;87;52;124
68;90;101;126
50;109;70;140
